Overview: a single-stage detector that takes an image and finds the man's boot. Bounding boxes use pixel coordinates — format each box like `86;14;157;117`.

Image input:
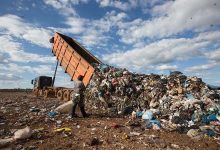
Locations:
71;104;78;118
80;106;89;118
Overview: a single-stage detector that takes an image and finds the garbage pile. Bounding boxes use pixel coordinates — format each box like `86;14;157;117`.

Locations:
85;64;220;138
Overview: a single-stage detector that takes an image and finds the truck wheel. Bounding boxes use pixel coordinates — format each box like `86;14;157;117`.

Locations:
57;90;63;100
44;90;49;99
63;90;70;101
70;91;75;100
33;89;39;97
39;90;44;96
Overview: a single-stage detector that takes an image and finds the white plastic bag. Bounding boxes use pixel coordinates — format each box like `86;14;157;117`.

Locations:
55;100;73;113
13;126;32;140
142;110;153;120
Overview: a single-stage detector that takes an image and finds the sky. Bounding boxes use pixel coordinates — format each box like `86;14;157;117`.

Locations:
0;0;220;89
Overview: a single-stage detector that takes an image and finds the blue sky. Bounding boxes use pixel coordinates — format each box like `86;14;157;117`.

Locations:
0;0;220;89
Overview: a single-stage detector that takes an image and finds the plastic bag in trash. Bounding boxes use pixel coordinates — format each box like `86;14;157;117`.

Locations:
48;111;58;118
75;93;80;97
145;119;161;129
142;110;153;120
14;126;32;140
202;114;218;124
136;111;144;117
55;100;73;113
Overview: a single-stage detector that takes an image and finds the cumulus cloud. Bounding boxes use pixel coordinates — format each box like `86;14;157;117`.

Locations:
156;64;178;71
96;0;159;11
32;65;54;75
0;64;52;88
96;0;135;11
205;49;220;63
0;14;52;48
0;73;22;81
0;62;73;88
185;63;217;72
117;0;220;44
43;0;89;15
0;53;9;64
0;35;55;63
0;63;31;74
103;36;205;71
103;29;220;72
57;11;127;48
196;31;220;42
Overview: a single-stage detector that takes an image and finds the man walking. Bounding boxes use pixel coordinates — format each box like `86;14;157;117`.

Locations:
71;75;89;118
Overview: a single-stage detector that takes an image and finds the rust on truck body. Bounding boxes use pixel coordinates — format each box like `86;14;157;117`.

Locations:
52;32;101;87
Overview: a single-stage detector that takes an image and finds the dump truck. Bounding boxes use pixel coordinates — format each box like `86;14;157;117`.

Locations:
31;32;102;101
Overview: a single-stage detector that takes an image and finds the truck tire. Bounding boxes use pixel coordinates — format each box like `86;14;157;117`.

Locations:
63;90;71;101
57;90;63;100
39;90;44;96
44;90;49;99
33;89;39;97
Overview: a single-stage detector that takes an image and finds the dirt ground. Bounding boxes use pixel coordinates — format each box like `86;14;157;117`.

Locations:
0;91;220;150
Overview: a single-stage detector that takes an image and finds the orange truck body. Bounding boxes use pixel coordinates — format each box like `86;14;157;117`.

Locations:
52;32;102;86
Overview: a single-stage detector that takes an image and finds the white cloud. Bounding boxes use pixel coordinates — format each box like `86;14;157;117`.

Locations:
0;14;52;48
186;63;217;72
32;65;54;75
0;73;22;81
0;63;78;88
57;11;127;48
96;0;159;11
0;35;55;63
103;37;205;71
117;0;220;43
0;63;54;76
156;64;178;71
91;11;127;32
0;53;9;64
0;63;55;88
0;63;31;74
96;0;134;11
103;29;220;72
197;30;220;40
61;17;86;34
43;0;89;15
205;49;220;63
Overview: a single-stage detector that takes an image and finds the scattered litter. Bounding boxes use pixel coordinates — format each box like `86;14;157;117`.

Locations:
14;126;32;140
54;128;72;133
48;111;58;118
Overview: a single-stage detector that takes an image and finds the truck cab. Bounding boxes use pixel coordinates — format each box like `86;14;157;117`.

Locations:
31;76;52;89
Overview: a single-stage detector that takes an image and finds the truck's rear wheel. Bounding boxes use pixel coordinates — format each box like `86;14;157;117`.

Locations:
44;89;55;99
33;89;39;97
63;90;71;101
57;90;63;100
39;90;44;96
44;90;49;99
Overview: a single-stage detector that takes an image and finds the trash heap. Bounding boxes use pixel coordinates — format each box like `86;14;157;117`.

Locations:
85;64;220;138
